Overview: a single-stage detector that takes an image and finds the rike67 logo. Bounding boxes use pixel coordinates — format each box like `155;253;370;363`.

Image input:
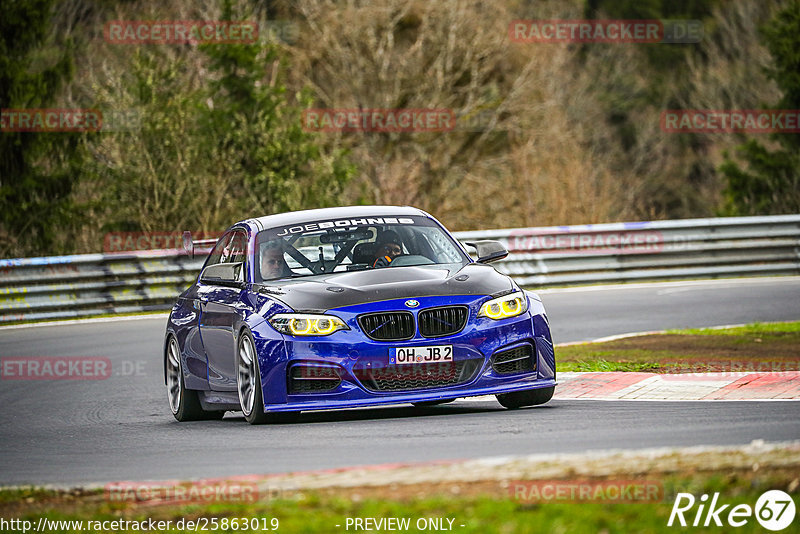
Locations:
668;490;795;531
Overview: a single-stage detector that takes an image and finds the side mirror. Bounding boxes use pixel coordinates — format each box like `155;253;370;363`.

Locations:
200;262;245;288
465;240;508;263
183;231;220;258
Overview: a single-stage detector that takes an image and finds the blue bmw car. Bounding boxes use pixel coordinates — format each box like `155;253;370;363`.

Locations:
164;206;556;424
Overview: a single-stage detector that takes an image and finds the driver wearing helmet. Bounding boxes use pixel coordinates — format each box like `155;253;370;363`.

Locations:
372;231;404;268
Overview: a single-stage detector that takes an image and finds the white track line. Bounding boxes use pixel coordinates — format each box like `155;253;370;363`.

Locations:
534;275;800;294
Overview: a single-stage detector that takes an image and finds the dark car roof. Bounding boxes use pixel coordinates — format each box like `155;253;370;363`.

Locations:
248;205;431;231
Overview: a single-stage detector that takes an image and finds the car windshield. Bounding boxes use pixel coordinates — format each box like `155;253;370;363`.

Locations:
254;215;469;282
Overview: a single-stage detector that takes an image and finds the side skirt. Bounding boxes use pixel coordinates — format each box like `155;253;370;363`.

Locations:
199;390;240;411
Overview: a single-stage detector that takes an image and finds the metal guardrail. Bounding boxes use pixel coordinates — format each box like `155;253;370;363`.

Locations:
0;250;207;323
1;215;798;323
458;214;800;286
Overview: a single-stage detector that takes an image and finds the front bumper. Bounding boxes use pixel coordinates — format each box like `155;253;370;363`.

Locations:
267;377;557;412
251;294;556;412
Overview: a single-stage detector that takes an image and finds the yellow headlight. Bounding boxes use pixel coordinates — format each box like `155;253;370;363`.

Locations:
478;292;528;320
289;318;313;335
505;298;523;315
270;314;349;336
314;318;337;335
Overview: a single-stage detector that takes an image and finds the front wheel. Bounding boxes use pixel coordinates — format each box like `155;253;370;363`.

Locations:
237;330;270;425
496;386;554;409
236;330;300;424
166;336;224;421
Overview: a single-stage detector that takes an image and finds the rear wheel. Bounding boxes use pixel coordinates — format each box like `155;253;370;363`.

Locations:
496;386;554;409
166;336;224;421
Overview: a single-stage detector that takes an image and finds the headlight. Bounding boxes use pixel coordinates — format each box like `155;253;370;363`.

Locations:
269;314;349;336
478;291;529;320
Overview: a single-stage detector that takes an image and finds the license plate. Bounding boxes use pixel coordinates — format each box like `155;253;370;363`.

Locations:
390;346;453;365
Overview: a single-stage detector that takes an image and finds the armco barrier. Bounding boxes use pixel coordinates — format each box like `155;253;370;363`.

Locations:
1;215;798;323
0;249;206;323
457;214;800;287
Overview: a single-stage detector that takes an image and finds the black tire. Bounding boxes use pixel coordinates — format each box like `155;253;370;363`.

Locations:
496;386;554;409
166;336;225;421
237;330;270;424
236;329;301;425
412;399;457;407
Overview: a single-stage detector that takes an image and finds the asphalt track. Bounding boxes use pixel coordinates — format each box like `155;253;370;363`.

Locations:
1;277;799;486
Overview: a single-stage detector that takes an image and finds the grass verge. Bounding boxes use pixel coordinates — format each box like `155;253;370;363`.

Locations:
2;444;799;533
558;321;800;373
1;469;798;533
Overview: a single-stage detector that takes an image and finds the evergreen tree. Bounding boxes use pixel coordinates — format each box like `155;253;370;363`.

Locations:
93;1;354;242
719;0;800;215
0;0;81;256
200;32;353;217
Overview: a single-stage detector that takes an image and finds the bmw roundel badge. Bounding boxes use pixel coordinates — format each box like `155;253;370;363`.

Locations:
405;299;420;308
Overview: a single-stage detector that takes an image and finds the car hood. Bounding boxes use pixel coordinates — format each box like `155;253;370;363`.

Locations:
258;263;514;312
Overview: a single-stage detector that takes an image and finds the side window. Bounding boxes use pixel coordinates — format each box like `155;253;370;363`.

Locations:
205;230;248;266
205;233;234;267
226;230;248;264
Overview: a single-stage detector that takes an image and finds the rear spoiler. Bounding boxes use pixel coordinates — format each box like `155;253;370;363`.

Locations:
182;231;219;257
